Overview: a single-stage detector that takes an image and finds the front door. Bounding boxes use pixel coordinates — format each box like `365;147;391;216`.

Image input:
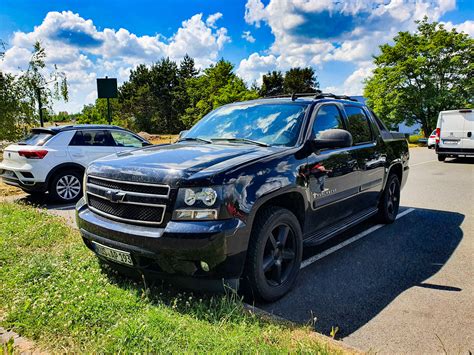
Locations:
304;104;359;235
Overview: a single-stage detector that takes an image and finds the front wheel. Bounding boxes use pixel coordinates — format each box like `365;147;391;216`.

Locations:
437;154;446;162
243;207;302;302
50;170;83;203
378;174;400;224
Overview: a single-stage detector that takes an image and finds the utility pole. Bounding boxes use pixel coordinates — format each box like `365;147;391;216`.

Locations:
36;87;44;127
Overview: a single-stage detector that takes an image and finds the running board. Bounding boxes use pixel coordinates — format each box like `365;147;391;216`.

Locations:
303;208;379;246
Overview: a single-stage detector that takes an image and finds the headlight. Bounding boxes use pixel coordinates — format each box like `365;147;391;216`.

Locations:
173;186;231;221
184;187;217;206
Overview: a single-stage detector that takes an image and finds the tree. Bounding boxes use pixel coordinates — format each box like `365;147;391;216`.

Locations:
181;59;258;128
119;58;182;133
259;71;284;96
364;18;474;136
19;41;69;127
0;72;34;140
283;67;318;94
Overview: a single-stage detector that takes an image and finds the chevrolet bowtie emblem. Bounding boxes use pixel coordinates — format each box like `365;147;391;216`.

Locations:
105;189;126;203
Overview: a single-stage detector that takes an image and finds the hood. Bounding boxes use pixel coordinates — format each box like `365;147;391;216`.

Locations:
87;142;284;186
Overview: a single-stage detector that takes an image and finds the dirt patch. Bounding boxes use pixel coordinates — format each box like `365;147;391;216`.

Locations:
137;132;178;145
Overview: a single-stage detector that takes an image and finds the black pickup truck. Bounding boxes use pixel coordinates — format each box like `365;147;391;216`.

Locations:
76;93;409;301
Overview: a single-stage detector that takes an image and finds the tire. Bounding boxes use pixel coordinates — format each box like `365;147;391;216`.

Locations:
437;154;446;162
49;170;83;203
243;206;303;302
378;174;400;224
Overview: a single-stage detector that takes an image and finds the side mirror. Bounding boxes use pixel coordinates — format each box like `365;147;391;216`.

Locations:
178;130;189;140
313;129;353;150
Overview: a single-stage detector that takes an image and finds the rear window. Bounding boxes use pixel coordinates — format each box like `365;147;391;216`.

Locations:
19;132;53;146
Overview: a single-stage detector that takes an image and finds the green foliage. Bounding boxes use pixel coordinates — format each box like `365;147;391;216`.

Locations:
0;72;34;139
364;18;474;137
0;202;336;353
180;59;258;128
283;67;319;94
259;70;285;96
0;41;69;140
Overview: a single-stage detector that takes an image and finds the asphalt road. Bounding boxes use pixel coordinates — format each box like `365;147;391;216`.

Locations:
260;148;474;354
4;148;473;353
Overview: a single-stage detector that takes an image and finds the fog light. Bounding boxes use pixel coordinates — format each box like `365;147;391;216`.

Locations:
200;261;209;272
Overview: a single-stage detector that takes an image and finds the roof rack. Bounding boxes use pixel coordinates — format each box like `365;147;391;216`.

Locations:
264;90;359;102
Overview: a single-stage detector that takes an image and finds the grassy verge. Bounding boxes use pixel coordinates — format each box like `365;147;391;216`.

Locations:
0;202;344;353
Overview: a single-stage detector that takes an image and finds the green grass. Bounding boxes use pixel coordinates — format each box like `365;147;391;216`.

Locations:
0;202;343;353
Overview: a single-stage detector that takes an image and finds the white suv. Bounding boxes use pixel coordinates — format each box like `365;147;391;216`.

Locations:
0;125;150;203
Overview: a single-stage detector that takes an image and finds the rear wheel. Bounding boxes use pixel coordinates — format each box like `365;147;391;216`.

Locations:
378;174;400;224
50;170;83;203
437;154;446;162
243;207;302;302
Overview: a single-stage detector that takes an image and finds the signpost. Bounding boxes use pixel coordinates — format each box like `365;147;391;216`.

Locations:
97;77;118;124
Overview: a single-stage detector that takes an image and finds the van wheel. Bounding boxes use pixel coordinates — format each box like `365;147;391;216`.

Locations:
50;170;83;203
378;174;400;224
243;207;302;302
437;154;446;162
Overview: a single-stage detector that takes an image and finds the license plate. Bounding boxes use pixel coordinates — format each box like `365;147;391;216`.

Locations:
443;140;459;144
92;241;134;266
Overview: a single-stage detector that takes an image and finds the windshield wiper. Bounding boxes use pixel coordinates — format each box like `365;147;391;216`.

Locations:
211;138;270;147
177;137;212;144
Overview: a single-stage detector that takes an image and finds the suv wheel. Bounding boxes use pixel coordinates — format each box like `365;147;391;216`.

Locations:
244;207;302;302
378;174;400;224
437;154;446;162
50;170;83;203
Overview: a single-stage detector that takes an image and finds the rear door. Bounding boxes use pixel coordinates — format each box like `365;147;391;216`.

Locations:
439;111;465;150
461;110;474;150
67;130;116;166
304;103;360;234
343;105;385;211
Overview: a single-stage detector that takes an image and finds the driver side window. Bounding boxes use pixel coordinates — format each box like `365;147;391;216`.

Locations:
312;105;344;139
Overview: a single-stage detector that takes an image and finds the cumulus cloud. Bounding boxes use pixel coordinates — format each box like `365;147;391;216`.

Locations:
238;0;459;94
442;20;474;37
0;10;230;112
242;30;256;43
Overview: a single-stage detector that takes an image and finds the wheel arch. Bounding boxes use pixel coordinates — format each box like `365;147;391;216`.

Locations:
46;162;86;189
248;188;307;238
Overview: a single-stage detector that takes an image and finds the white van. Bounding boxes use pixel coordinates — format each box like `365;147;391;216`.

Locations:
435;109;473;161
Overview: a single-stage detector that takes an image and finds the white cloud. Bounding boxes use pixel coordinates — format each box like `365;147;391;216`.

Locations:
0;11;230;113
323;61;375;95
442;20;474;37
242;30;256;43
206;12;223;28
238;0;458;92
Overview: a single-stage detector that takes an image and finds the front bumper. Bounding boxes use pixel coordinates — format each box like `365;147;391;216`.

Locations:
76;198;250;291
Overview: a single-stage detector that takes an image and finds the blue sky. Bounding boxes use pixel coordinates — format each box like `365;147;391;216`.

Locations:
1;0;473;113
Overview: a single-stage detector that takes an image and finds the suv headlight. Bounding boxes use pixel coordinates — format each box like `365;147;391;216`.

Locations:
173;186;232;221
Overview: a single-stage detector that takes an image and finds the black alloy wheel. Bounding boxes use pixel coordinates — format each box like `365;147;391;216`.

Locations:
244;206;302;302
262;223;297;287
378;174;400;224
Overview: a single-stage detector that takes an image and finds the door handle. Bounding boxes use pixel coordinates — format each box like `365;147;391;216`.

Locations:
468;132;472;138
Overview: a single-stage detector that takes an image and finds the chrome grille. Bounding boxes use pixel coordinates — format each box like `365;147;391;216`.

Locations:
85;175;170;225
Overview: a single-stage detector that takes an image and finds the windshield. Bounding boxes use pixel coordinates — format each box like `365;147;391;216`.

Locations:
20;131;53;146
184;102;308;147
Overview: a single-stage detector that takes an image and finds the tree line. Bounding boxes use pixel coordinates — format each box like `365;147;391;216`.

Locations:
1;18;472;140
77;57;318;134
